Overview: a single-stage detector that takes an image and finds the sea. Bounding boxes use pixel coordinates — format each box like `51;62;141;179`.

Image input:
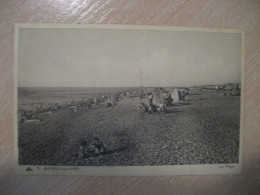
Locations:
18;87;129;111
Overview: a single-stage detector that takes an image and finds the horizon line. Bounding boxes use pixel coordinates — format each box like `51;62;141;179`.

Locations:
18;83;241;88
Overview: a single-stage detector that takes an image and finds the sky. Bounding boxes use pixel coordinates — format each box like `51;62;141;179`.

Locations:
18;27;242;87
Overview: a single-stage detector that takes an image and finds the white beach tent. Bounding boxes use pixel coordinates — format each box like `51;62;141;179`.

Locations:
152;91;165;106
171;88;180;102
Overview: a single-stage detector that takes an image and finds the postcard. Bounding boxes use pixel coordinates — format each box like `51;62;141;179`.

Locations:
15;24;244;175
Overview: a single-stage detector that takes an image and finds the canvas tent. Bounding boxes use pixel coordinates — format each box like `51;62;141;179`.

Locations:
152;91;165;106
178;89;188;100
171;88;180;102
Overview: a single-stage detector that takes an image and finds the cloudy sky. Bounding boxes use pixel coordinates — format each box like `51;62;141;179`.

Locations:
18;27;241;87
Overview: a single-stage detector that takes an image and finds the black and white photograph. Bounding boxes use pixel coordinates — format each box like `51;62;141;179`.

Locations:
15;24;243;175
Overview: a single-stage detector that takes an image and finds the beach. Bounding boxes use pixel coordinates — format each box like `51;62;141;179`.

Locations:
18;87;240;166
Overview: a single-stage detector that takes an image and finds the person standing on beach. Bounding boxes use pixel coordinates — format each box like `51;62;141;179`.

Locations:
149;94;153;106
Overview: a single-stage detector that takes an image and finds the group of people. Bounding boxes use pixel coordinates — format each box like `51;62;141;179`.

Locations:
78;137;106;159
139;94;167;114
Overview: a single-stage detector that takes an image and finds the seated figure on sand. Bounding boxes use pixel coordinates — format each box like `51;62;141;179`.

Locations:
86;137;106;156
158;103;167;112
92;137;106;155
77;138;106;159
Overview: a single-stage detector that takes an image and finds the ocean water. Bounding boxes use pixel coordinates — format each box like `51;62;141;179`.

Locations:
18;87;128;111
